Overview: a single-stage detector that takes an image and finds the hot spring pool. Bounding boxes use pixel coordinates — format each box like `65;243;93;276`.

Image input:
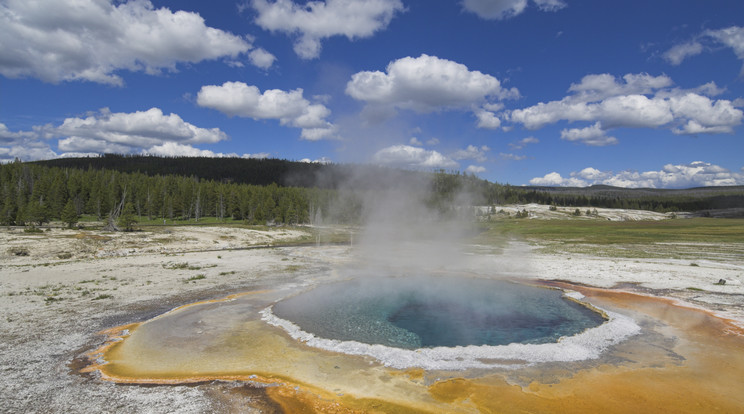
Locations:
262;276;640;369
271;276;605;349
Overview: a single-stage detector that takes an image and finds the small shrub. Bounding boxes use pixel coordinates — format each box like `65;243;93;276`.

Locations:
57;252;73;260
10;247;30;256
690;263;699;267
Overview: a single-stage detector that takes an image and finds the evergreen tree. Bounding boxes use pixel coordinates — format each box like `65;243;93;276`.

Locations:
61;199;79;228
117;202;137;231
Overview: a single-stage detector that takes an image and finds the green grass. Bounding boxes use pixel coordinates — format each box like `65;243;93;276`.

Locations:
93;294;113;300
474;218;744;259
477;218;744;245
184;274;206;283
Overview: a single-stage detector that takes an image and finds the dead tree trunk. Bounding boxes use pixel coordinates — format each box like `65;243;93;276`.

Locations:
103;187;126;231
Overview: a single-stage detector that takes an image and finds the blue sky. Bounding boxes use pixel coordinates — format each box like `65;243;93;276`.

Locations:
1;0;743;188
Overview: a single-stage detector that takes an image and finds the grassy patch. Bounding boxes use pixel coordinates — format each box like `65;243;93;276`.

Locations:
478;218;744;245
184;274;206;283
475;218;744;259
164;262;200;270
93;294;113;300
686;287;705;291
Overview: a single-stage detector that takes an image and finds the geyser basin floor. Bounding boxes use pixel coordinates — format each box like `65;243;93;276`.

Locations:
86;277;744;413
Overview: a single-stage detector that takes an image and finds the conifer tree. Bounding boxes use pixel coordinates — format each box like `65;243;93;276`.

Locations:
117;202;137;232
61;199;79;228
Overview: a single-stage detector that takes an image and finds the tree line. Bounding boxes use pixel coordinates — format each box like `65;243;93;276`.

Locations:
0;161;348;228
5;155;741;230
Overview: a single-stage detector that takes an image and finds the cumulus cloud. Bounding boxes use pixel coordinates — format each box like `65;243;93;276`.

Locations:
663;26;744;73
465;165;486;174
0;108;233;162
248;48;277;69
251;0;404;59
508;72;743;142
372;145;458;169
144;142;233;158
346;54;517;127
299;157;332;164
461;0;566;20
451;145;490;162
143;143;272;158
53;108;227;153
560;122;618;146
0;0;264;85
196;81;337;140
529;161;744;188
474;109;502;129
0;123;58;162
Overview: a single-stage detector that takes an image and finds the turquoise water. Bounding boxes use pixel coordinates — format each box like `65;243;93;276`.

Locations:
272;276;606;349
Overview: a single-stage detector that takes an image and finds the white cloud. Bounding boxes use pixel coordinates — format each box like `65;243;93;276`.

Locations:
196;81;337;140
499;153;527;161
465;165;486;174
509;136;539;149
664;26;744;73
532;0;567;12
461;0;565;20
475;109;502;129
299;157;332;164
668;93;743;134
248;48;277;69
53;108;227;153
567;73;673;102
242;152;271;159
372;145;458;169
663;41;703;65
1;108;229;161
251;0;404;59
0;0;258;85
144;142;235;158
451;145;490;162
346;54;518;127
409;137;423;146
706;26;744;70
529;172;587;187
508;72;743;142
0;124;58;162
560;122;618;146
426;138;441;146
529;161;744;188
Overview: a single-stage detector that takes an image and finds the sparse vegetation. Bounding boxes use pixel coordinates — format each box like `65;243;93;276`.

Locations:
184;274;206;283
93;294;113;300
9;247;30;256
